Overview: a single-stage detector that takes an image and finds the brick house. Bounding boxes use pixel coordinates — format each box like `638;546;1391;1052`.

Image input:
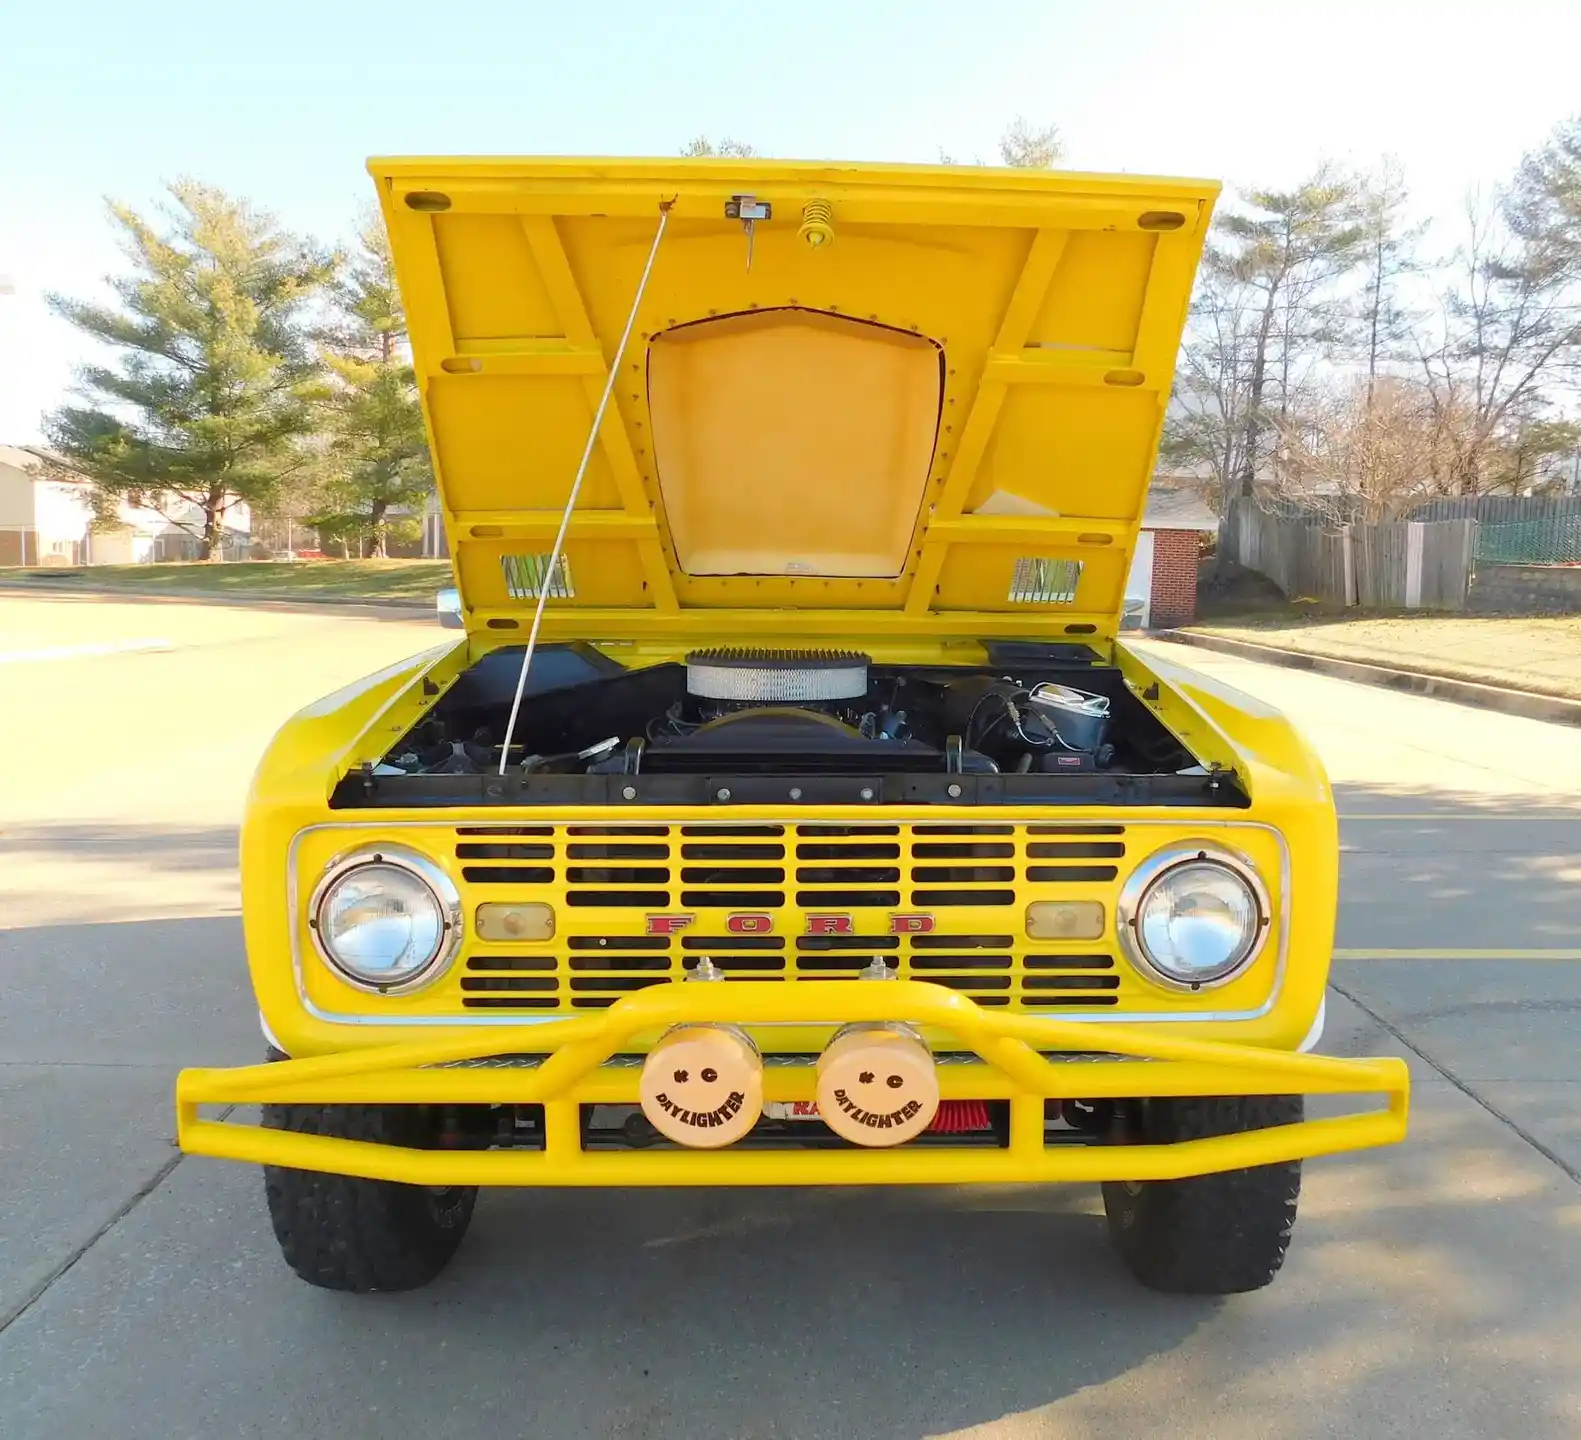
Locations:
1122;482;1217;630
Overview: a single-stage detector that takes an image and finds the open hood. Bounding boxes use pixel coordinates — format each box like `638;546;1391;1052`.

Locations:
372;156;1219;644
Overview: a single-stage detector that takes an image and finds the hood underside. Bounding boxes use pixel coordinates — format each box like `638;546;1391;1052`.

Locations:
372;156;1220;643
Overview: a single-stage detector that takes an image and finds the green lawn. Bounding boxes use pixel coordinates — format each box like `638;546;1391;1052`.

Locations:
0;559;454;602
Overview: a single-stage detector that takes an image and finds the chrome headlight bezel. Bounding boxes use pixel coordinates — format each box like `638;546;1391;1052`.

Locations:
307;844;463;995
1116;842;1272;992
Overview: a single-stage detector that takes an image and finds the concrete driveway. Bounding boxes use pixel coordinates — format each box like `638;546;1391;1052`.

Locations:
1;594;1577;1439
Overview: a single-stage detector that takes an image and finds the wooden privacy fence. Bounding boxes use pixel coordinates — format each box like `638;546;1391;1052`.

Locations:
1225;504;1478;609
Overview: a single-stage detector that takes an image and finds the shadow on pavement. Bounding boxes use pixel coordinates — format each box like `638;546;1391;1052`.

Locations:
0;823;240;929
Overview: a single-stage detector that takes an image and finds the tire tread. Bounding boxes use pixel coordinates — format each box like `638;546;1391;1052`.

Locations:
262;1103;477;1293
1102;1094;1302;1295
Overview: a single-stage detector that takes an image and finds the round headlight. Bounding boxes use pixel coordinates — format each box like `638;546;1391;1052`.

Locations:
309;847;461;993
1118;845;1269;990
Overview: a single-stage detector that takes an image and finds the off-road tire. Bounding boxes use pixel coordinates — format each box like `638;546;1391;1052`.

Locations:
261;1102;478;1293
1102;1095;1302;1295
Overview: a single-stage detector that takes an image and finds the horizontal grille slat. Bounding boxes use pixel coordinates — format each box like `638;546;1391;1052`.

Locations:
908;953;1011;969
683;824;784;837
568;936;670;951
570;976;668;993
567;866;670;884
455;843;554;860
795;842;901;859
797;935;899;951
456;826;553;837
460;976;558;992
680;890;786;908
565;890;670;907
910;865;1015;883
1025;823;1124;836
1026;866;1118;882
796;866;900;883
681;843;785;860
569;954;673;972
1024;953;1113;970
465;955;558;971
683;954;785;972
795;889;900;907
463;866;555;884
911;888;1015;906
798;824;898;837
680;866;786;883
1023;974;1121;991
682;934;785;950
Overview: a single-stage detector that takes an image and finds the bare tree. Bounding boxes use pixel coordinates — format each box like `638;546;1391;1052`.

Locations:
682;137;756;158
1353;157;1427;414
1161;263;1258;502
999;117;1063;169
1417;186;1581;494
940;119;1064;170
1274;375;1446;522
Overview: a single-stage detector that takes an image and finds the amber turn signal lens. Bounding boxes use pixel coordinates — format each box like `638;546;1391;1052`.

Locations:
474;902;555;942
1025;900;1105;941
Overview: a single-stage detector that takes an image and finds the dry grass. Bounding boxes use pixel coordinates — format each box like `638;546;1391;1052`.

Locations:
1192;613;1581;702
0;559;452;603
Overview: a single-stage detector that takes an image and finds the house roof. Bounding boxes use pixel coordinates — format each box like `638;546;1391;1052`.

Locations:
1142;483;1218;531
0;444;86;481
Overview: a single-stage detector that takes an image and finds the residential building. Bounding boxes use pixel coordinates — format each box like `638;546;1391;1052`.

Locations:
1123;481;1218;630
0;445;251;564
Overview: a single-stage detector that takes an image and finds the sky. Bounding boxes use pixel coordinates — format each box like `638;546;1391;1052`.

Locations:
3;0;1580;443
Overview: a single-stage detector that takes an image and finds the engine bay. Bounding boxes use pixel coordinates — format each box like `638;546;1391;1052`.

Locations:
336;644;1245;809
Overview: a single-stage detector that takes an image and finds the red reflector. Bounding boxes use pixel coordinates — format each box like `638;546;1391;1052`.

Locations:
926;1100;991;1133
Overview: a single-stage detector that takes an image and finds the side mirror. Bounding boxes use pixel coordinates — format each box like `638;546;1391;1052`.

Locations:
436;586;464;629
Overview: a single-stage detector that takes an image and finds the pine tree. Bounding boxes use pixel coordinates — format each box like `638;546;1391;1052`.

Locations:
309;216;432;558
1212;169;1368;500
46;182;332;559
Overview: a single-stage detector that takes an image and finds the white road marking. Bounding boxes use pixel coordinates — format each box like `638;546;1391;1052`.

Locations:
0;638;175;665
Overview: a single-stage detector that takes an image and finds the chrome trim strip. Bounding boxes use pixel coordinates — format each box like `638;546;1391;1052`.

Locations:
260;1011;288;1055
284;817;1291;1029
1296;994;1327;1053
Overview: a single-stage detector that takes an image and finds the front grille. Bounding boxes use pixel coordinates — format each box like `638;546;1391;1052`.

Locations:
451;822;1135;1013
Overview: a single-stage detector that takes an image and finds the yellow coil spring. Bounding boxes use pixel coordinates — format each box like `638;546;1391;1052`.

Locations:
798;199;835;249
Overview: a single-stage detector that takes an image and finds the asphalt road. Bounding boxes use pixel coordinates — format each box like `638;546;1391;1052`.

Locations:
1;592;1578;1440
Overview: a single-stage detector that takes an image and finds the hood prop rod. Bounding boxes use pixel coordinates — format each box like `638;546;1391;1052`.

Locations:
497;200;674;777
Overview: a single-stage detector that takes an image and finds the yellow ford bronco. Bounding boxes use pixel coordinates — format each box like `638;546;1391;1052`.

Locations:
177;156;1408;1295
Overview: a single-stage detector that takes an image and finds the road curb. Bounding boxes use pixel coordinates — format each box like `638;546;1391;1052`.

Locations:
1158;629;1581;729
0;579;432;618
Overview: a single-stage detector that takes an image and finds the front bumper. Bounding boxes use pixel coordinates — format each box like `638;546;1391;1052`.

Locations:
177;981;1409;1186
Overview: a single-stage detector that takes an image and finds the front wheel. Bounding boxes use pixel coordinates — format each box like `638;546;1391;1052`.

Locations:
261;1102;478;1293
1102;1095;1302;1295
